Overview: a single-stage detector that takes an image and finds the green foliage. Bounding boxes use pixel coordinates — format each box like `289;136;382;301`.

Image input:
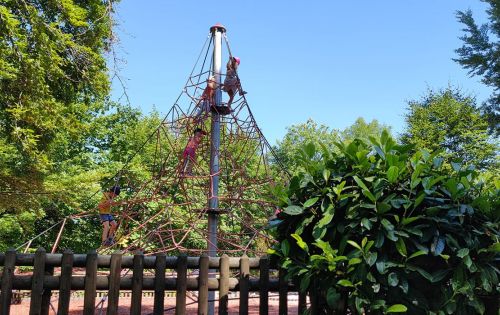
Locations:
341;117;392;144
0;0;116;173
274;118;391;174
401;87;498;171
273;119;340;173
454;0;499;135
0;0;117;249
270;131;499;314
0;212;36;252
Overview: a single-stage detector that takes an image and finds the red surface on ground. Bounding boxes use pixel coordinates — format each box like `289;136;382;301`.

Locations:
10;295;300;314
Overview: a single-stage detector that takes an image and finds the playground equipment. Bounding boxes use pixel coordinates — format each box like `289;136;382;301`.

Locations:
16;24;287;258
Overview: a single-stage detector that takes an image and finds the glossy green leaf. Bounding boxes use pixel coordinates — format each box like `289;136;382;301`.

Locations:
353;176;376;202
347;240;362;251
396;238;407;257
361;217;372;230
387;304;408;313
337;279;354;287
323;169;331;183
487;242;500;253
381;218;395;232
291;234;309;252
312;205;334;239
377;202;392;214
457;248;469;258
408;250;427;260
401;216;421;225
431;269;450;283
387;166;399;183
284;205;303;215
388;272;399;286
366;251;378;266
281;240;290;256
303;197;319;208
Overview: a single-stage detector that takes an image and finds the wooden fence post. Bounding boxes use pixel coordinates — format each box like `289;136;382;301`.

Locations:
153;254;166;315
239;255;249;315
278;268;288;315
83;250;97;315
41;265;54;315
107;252;122;315
259;256;269;315
57;249;73;315
218;255;229;315
29;248;46;315
198;255;209;315
0;249;16;315
131;251;144;315
175;255;187;315
298;291;307;315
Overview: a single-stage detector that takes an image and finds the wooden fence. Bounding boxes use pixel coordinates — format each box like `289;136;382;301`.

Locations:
0;248;306;315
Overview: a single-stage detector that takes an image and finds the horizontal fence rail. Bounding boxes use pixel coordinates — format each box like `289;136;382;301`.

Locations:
0;248;308;315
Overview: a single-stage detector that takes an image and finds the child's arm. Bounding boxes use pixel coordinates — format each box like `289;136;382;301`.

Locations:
98;197;121;209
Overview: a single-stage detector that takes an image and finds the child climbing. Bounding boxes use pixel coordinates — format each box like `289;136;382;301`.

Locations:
222;56;246;108
98;185;121;246
194;76;216;124
181;128;207;176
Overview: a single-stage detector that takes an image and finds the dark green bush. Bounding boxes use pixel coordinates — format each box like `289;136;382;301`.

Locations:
269;131;499;314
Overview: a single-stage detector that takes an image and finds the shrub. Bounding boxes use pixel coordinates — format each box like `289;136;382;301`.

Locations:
269;131;499;314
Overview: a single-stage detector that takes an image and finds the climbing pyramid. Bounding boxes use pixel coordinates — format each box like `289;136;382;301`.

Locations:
100;25;286;256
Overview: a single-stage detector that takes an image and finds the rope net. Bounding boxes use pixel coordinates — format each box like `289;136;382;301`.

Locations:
46;30;286;256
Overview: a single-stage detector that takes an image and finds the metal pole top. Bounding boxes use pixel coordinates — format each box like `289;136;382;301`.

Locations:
210;23;226;34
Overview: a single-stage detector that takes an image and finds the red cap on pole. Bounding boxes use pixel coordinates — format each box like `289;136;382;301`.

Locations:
210;23;226;33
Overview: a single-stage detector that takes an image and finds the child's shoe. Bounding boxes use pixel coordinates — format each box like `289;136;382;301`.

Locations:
239;90;247;96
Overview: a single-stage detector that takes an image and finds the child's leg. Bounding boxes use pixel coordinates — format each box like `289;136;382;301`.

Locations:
109;220;118;239
226;90;234;107
102;221;110;243
184;156;195;175
237;80;247;96
181;157;190;174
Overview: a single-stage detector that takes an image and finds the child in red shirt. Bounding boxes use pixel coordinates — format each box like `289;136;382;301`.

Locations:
194;76;216;124
181;128;207;176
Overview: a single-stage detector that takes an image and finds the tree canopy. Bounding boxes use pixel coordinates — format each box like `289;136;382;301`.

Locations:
274;118;392;174
0;0;115;172
455;0;500;135
0;0;118;250
401;87;497;171
341;117;391;143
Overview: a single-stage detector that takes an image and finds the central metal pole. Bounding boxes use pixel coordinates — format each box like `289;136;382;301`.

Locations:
208;23;225;315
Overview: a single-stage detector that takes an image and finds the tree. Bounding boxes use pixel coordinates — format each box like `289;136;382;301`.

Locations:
401;87;497;170
0;0;116;193
455;0;499;135
0;0;117;249
273;119;340;173
341;117;392;143
33;106;166;252
270;133;499;314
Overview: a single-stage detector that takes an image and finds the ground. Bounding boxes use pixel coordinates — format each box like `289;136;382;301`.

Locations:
10;293;300;314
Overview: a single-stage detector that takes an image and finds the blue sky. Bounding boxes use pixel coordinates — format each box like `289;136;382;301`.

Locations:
110;1;492;145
